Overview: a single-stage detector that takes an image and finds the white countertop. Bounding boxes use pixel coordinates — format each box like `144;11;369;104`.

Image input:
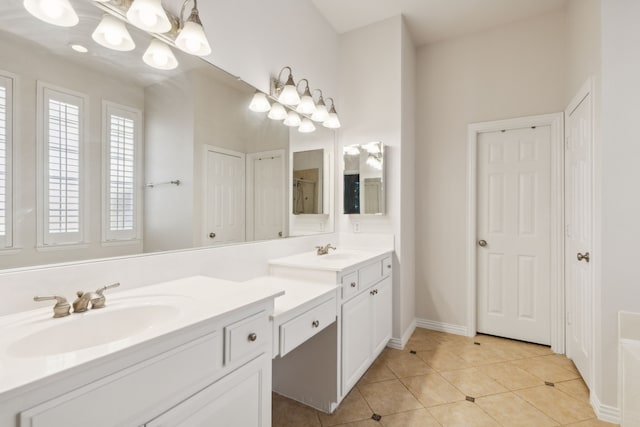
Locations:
268;248;392;272
0;276;284;395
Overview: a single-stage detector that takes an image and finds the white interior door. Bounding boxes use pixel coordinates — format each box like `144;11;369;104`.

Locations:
204;147;244;245
477;126;552;345
565;89;593;387
251;152;284;240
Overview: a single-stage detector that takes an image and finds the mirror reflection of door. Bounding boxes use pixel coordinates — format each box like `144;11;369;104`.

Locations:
364;178;383;214
249;151;285;240
292;150;324;214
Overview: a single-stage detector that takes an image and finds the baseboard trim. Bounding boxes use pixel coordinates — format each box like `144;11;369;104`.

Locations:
590;393;621;424
387;319;417;350
415;318;468;336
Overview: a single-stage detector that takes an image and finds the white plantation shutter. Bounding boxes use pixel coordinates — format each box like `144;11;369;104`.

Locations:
0;74;13;248
103;102;141;241
40;84;86;246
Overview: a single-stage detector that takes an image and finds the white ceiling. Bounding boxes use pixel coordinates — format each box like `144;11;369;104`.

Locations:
311;0;567;46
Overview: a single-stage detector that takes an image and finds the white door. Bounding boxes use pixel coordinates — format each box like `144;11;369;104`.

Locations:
477;126;552;345
565;89;593;387
372;277;392;356
341;290;372;396
203;147;244;245
250;153;284;240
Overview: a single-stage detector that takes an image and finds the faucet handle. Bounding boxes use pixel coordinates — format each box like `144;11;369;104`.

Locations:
92;282;120;309
34;295;71;318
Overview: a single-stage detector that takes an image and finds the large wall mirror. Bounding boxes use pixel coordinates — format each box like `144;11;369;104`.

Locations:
0;0;334;269
343;142;385;215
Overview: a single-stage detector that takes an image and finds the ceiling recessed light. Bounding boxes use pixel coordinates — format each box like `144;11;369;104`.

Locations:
71;44;88;53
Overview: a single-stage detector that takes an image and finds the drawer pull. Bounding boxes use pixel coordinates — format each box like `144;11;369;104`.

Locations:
370;289;378;296
312;320;320;328
350;282;356;288
387;264;391;269
248;332;257;342
370;290;375;296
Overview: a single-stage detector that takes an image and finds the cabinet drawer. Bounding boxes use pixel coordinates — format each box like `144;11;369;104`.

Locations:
359;260;382;288
382;256;392;277
280;298;336;356
341;271;359;299
225;311;269;365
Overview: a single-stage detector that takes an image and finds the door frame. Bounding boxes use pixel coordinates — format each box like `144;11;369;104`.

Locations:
466;113;565;352
245;149;286;241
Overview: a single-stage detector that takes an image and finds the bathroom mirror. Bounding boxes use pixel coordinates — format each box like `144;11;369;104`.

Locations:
0;0;334;270
343;142;385;215
292;150;324;215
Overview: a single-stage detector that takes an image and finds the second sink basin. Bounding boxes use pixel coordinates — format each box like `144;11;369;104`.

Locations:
7;301;182;358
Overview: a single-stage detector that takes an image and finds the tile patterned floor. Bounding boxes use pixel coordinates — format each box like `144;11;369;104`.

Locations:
272;328;619;427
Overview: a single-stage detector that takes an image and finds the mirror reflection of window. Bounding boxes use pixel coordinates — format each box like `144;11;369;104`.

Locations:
292;150;324;215
342;142;385;215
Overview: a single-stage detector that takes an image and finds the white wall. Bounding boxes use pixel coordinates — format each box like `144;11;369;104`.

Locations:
414;10;567;328
599;0;640;411
0;32;145;269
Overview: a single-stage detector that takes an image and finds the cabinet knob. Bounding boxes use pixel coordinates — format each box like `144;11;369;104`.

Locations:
209;232;216;239
350;282;356;288
387;264;391;269
312;320;320;328
248;333;257;342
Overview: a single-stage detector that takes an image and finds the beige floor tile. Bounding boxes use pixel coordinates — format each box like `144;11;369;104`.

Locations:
537;354;580;373
358;379;423;416
385;352;435;378
562;418;619;426
482;362;545;390
401;373;465;407
511;356;580;383
475;392;559;426
446;343;510;366
317;388;373;427
358;358;397;385
428;401;500;427
556;379;590;403
440;368;508;398
272;392;321;427
380;408;441;427
417;348;474;372
332;420;380;427
516;385;595;424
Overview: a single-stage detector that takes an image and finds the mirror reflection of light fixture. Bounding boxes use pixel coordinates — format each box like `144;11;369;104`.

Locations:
311;89;329;123
175;0;211;56
363;142;381;154
23;0;79;27
296;79;316;115
366;153;383;170
126;0;172;33
249;92;271;113
143;39;179;70
92;14;135;52
273;67;301;106
344;145;360;156
298;118;316;133
283;110;301;127
268;102;287;120
323;98;341;129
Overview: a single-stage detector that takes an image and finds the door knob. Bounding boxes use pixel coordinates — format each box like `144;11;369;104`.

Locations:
577;252;590;263
209;232;216;239
478;240;487;247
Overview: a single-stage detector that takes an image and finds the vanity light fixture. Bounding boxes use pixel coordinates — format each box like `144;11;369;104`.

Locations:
23;0;79;27
322;98;341;129
175;0;211;56
273;67;301;106
283;110;302;127
366;153;383;170
126;0;172;34
363;142;381;154
249;91;271;113
295;79;316;115
143;39;179;70
92;14;135;51
311;89;329;123
298;118;316;133
268;102;288;120
344;145;360;156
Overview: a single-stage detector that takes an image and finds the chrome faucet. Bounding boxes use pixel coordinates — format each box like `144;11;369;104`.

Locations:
73;282;120;313
316;244;336;255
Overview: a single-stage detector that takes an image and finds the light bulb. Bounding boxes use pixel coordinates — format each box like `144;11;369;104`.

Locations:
268;103;287;120
249;92;271;113
322;102;341;129
92;15;135;52
298;118;316;133
23;0;79;27
283;110;301;127
104;31;123;46
311;102;329;122
143;40;178;70
140;11;158;28
176;20;211;56
41;0;63;18
126;0;171;33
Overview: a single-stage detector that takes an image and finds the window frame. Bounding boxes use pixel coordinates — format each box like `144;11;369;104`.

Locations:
0;71;15;249
36;81;89;248
101;101;143;243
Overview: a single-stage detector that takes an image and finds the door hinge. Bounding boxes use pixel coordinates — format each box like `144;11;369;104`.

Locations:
565;224;571;238
565;136;570;150
566;311;571;326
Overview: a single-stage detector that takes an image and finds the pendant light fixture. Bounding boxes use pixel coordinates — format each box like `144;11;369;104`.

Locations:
298;118;316;134
92;14;135;51
283;110;302;127
274;67;301;106
175;0;211;56
23;0;79;27
322;98;341;129
268;103;287;121
143;39;179;70
311;90;329;123
295;80;316;115
249;92;271;113
126;0;172;33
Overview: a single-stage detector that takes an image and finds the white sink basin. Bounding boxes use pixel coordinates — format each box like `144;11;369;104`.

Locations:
8;302;181;358
318;252;361;261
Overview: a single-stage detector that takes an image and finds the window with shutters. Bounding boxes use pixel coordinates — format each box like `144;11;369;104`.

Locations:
38;83;87;246
103;102;141;242
0;73;13;249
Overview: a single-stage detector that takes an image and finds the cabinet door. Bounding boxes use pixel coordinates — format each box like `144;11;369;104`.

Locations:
147;355;270;427
341;290;372;396
372;277;393;356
